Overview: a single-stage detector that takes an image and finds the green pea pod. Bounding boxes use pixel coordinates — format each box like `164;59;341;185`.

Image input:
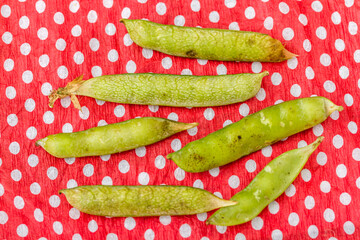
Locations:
36;117;197;158
59;185;237;217
49;72;268;110
167;97;343;172
207;137;323;226
121;19;296;62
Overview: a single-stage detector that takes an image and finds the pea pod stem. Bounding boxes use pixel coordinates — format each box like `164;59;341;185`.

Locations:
59;185;237;217
206;137;324;226
48;72;268;110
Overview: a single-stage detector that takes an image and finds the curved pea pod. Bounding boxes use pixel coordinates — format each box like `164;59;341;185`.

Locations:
49;72;268;110
120;19;296;62
36;117;198;158
167;97;343;172
207;137;324;226
59;185;237;217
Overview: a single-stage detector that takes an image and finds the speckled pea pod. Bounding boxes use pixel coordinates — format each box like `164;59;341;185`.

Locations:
36;117;197;158
120;19;296;62
167;97;343;172
207;137;324;226
48;72;268;110
59;185;237;217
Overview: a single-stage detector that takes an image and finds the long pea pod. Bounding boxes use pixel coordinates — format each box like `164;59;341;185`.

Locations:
121;19;296;62
49;72;268;110
206;137;324;226
167;97;343;172
59;185;237;217
36;117;197;158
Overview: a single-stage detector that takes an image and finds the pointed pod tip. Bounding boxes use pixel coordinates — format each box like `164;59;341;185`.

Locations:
283;48;298;59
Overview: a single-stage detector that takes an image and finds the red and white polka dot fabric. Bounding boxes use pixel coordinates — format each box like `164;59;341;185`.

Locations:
1;0;359;239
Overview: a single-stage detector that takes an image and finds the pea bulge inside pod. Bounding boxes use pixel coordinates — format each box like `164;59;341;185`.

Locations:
167;97;343;172
48;72;268;110
120;19;296;62
36;117;198;158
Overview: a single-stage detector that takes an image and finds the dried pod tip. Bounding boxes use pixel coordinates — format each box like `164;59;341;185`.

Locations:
283;48;298;59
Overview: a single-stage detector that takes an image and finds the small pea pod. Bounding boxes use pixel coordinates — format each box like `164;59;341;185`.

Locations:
167;97;343;172
207;137;323;226
36;117;197;158
59;185;237;217
49;72;268;110
121;19;296;62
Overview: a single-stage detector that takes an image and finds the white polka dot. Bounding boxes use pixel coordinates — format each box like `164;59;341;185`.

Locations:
203;108;215;121
87;10;97;23
288;212;299;226
271;229;283;240
209;167;220;177
73;233;82;240
197;213;207;221
17;224;28;237
340;192;351;205
49;195;61;208
347;122;357;134
323;208;335;222
57;65;69;79
154;155;166;169
353;148;360;161
333;135;344;149
331;11;341;25
316;27;327;40
349;21;358;35
156;2;166;15
320;181;331;193
26;126;37;140
252;62;262;73
30;182;41;195
88;220;98;233
65;157;75;165
69;1;80;12
244;159;256;173
216;64;227;75
1;5;11;18
311;1;323;12
28;154;39;167
179;69;192;75
245;6;255;19
3;58;14;71
34;208;44;222
298;14;308;26
138;0;148;3
14;196;25;209
301;169;312;182
268;201;279;214
138;172;150;185
20;43;31;56
124;217;136;230
41;82;52;96
209;11;220;23
262;146;272;157
69;208;80;220
285;184;296;197
54;12;64;24
264;17;273;30
0;184;4;196
222;120;232;128
343;221;355;235
83;164;94;177
282;28;294;40
193;179;204;189
237;104;250;118
121;7;131;19
197;59;208;65
144;229;155;240
174;167;185;181
312;124;323;137
320;53;331;66
9;142;20;155
339;66;349;79
308;225;319;239
187;126;198;137
303;39;311;52
170;139;181;152
304;67;315;80
179;224;192;238
135;146;146;157
225;0;236;8
47;166;58;180
344;93;353;106
37;27;48;40
161;57;172;69
323;80;336;93
103;0;113;8
335;39;345;52
56;38;66;51
159;216;171;225
112;105;125;118
279;2;289;14
53;221;63;235
62;97;72;109
251;217;263;230
304;195;315;209
108;49;119;62
36;0;46;13
345;0;354;7
330;110;339;120
123;33;133;46
38;54;50;68
61;123;73;133
126;60;136;73
21;70;33;84
2;31;12;44
91;66;102;77
104;23;116;36
235;233;246;240
118;160;130;173
73;51;84;65
298;140;307;148
228;175;240;189
71;25;82;37
142;48;153;59
354;49;360;63
256;88;266;101
89;38;100;51
336;164;347;178
174;15;185;26
216;225;227;234
43;111;54;124
6;86;16;100
190;0;200;12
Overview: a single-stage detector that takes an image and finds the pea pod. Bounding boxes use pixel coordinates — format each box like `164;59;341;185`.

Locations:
49;72;268;110
167;97;343;172
59;185;237;217
207;137;323;226
121;19;296;62
36;117;197;158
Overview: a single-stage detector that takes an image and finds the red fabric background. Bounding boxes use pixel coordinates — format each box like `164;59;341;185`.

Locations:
1;0;359;239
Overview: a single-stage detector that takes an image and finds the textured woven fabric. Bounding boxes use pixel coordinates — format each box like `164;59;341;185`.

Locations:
1;0;359;239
